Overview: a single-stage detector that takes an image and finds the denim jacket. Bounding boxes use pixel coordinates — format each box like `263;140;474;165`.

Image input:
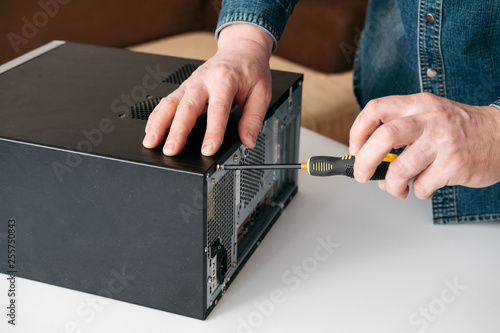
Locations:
216;0;299;51
217;0;500;224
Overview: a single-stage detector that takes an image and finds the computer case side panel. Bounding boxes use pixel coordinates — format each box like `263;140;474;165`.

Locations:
0;140;207;319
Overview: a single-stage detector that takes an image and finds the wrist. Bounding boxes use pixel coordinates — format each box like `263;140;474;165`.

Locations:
218;24;273;59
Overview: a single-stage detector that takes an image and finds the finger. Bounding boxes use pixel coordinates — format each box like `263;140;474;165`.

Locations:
378;180;386;191
143;89;184;148
349;95;423;154
354;115;424;183
411;158;449;200
163;86;209;155
201;85;239;156
238;83;271;148
145;108;156;133
384;141;435;199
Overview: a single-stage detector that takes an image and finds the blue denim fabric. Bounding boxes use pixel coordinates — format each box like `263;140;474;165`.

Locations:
217;0;500;224
216;0;299;50
354;0;500;224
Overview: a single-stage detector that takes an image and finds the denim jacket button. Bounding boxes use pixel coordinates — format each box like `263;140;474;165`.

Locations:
424;13;435;23
426;68;438;77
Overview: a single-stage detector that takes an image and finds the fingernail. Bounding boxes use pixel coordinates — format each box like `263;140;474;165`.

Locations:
201;141;214;156
163;141;176;155
143;132;156;146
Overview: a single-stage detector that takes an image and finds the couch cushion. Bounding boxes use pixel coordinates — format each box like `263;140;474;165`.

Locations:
0;0;205;65
128;31;359;145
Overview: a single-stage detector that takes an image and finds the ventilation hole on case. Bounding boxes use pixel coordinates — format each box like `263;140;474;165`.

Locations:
207;171;235;269
163;63;200;84
130;97;163;120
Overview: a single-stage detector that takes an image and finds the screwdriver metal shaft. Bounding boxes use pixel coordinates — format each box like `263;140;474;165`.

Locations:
220;163;301;170
218;153;398;180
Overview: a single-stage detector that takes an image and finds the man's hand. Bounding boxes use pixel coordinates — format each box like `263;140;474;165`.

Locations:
349;93;500;199
142;24;273;156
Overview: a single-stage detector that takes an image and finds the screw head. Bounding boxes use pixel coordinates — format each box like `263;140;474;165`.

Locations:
210;178;216;185
233;155;239;162
208;276;213;284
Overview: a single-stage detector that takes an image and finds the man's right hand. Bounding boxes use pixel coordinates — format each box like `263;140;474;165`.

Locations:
142;24;274;156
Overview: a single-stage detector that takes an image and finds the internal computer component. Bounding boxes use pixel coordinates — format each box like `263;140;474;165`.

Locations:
205;85;301;307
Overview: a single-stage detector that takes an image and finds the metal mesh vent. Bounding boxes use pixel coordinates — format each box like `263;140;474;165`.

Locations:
130;97;162;120
163;63;199;85
207;171;234;264
240;134;266;208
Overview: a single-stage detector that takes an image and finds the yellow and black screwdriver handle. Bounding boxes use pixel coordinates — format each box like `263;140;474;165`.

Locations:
301;153;398;180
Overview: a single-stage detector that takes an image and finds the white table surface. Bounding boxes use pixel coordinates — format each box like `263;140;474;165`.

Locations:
2;127;500;333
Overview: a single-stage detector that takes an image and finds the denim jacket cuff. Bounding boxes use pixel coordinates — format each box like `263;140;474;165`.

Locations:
489;99;500;111
215;22;278;51
215;0;298;52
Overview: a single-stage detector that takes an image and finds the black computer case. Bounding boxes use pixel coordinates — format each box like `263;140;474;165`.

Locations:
0;41;302;319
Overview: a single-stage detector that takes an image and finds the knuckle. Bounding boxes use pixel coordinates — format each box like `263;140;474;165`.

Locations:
434;124;464;147
377;122;400;144
365;98;382;111
159;95;178;109
209;101;230;115
246;118;264;131
182;66;206;83
178;98;197;112
432;106;452;123
416;92;437;102
240;115;264;133
385;178;408;199
388;159;409;179
448;152;467;167
213;62;238;82
389;149;424;180
413;179;434;200
262;87;272;102
248;111;266;126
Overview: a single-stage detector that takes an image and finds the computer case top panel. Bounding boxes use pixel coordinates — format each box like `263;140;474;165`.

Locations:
0;42;302;175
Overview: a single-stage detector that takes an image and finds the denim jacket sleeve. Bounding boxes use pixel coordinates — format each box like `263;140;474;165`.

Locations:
490;100;500;110
216;0;299;51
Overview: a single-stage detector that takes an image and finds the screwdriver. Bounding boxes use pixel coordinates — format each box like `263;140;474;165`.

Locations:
219;153;398;180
